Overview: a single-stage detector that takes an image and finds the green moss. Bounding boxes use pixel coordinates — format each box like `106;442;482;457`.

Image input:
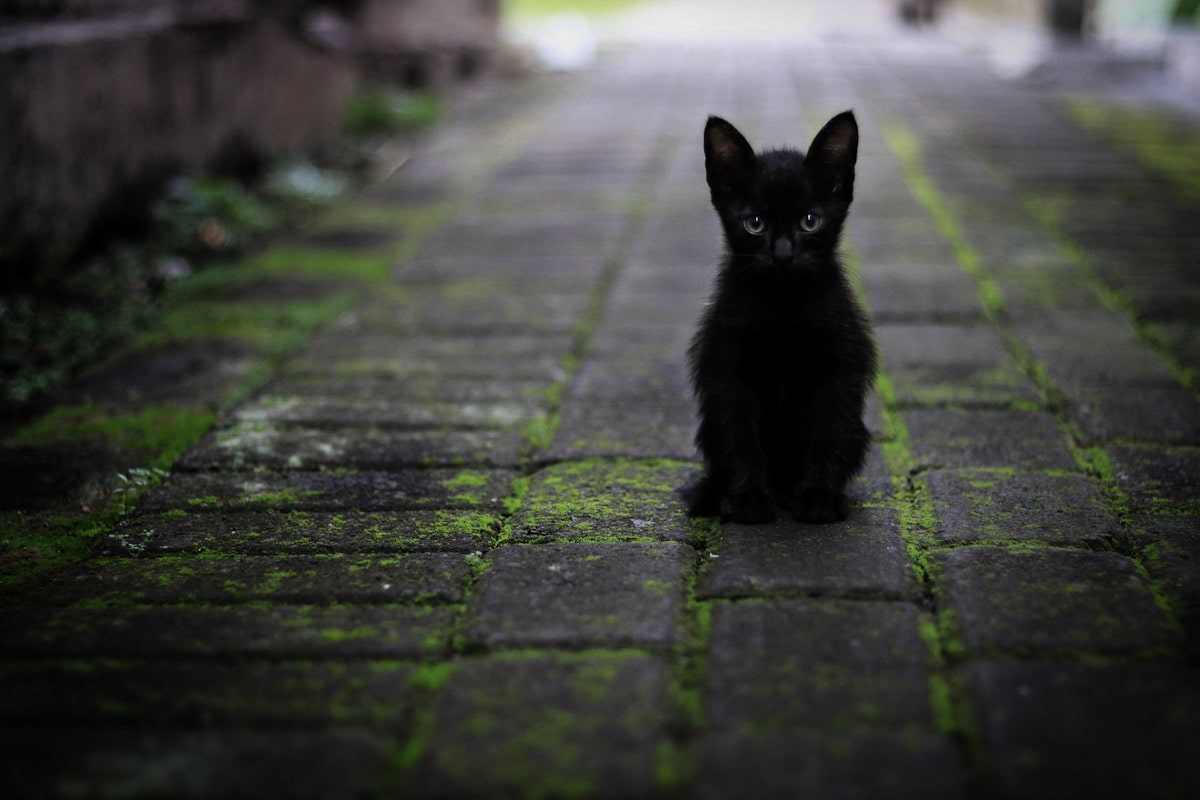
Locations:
10;405;214;470
1065;97;1200;198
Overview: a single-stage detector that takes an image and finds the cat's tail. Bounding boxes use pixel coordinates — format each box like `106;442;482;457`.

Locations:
681;470;722;518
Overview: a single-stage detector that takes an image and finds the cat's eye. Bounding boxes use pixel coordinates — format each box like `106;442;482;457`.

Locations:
800;211;823;233
743;215;766;236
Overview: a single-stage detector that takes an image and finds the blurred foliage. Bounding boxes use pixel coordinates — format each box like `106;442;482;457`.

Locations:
153;176;278;258
504;0;646;17
1;159;351;416
342;87;441;137
1174;0;1200;24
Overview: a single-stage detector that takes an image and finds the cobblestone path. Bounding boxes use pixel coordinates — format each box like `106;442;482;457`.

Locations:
2;21;1199;800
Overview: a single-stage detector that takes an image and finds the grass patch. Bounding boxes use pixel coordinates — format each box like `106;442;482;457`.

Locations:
505;0;647;19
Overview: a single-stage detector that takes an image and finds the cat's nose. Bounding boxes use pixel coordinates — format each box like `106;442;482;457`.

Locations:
772;237;793;264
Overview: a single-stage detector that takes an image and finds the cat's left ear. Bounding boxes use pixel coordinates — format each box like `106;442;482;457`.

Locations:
806;111;858;197
705;116;757;200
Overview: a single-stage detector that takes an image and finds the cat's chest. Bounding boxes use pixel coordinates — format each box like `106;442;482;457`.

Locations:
734;325;836;386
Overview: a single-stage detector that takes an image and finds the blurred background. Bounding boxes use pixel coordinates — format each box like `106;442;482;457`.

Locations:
2;0;1198;413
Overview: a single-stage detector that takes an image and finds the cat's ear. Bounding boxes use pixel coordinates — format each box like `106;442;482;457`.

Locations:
806;111;858;196
705;117;756;199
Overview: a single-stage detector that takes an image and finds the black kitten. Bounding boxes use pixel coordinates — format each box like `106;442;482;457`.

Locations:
686;112;877;524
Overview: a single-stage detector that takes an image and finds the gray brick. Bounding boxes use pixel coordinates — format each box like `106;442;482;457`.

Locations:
0;605;456;659
0;660;415;726
705;600;933;731
464;542;693;650
698;507;916;600
0;727;392;800
696;731;969;800
40;552;473;606
138;469;517;514
544;399;697;461
1134;513;1200;651
861;261;986;322
179;425;529;471
964;661;1200;800
905;409;1078;471
925;469;1120;545
416;654;670;799
1108;443;1200;514
876;323;1038;406
933;547;1179;655
509;459;697;543
100;509;496;556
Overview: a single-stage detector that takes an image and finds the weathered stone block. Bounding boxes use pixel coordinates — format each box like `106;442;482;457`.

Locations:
904;409;1077;471
933;547;1178;655
0;660;416;726
42;552;474;606
464;541;693;650
544;399;697;462
963;661;1200;800
696;731;969;800
1107;443;1200;514
705;599;934;734
0;605;457;659
509;459;698;543
698;508;916;600
415;653;670;798
925;469;1120;545
876;323;1039;407
138;469;517;514
100;509;496;556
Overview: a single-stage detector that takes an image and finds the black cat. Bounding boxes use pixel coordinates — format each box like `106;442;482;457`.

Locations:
686;112;877;524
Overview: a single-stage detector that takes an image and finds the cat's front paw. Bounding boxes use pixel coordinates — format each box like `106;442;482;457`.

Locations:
790;490;850;524
725;490;776;524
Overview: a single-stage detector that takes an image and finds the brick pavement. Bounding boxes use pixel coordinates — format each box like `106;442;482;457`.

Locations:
2;19;1200;800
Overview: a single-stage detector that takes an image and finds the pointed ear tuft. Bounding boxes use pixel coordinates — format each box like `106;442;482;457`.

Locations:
806;111;858;195
704;116;756;198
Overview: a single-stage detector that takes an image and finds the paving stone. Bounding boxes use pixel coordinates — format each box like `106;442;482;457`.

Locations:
39;552;473;606
415;653;670;799
508;459;698;543
904;409;1078;471
230;393;547;430
464;542;693;650
264;374;552;405
420;212;628;259
860;262;986;322
932;547;1179;656
1107;443;1200;514
704;600;934;731
698;507;916;600
0;660;416;726
0;605;456;658
0;726;393;800
179;424;528;470
138;469;517;514
99;510;496;556
696;731;969;800
963;661;1200;800
876;323;1039;407
544;399;697;462
568;355;693;402
1133;513;1200;651
1015;310;1181;388
1060;383;1200;446
925;469;1120;545
288;333;572;382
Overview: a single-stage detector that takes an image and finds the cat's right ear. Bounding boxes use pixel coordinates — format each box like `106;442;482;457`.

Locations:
705;117;756;199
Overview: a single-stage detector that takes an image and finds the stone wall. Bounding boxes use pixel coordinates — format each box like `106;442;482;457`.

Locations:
0;0;501;274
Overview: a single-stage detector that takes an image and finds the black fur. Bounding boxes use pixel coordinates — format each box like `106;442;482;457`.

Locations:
686;112;877;524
